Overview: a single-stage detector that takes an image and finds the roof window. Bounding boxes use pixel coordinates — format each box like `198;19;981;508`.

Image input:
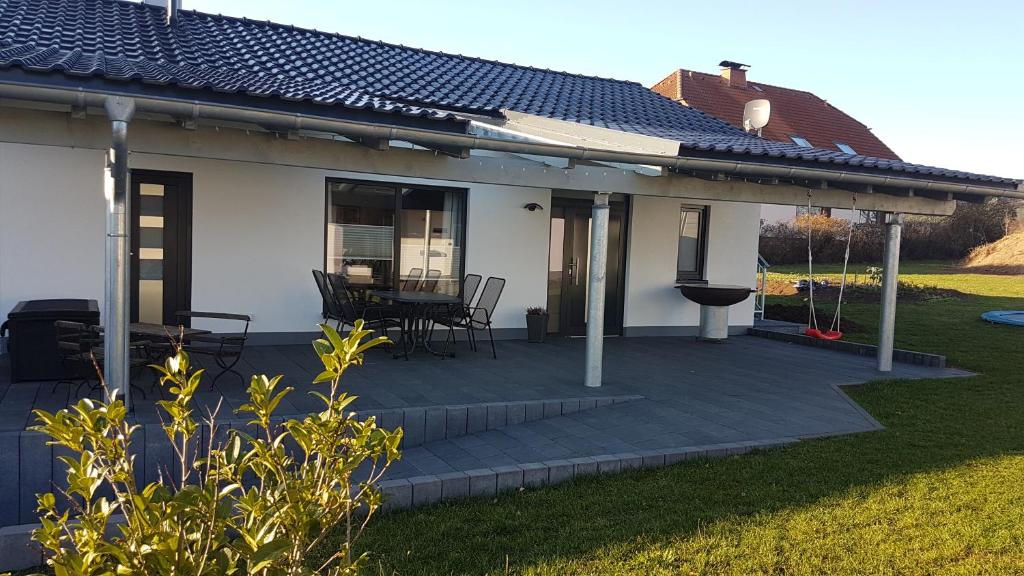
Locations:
789;136;812;148
835;142;857;155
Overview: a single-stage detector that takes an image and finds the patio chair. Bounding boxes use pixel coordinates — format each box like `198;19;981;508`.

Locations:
328;276;408;360
419;269;442;292
435;276;505;359
54;320;103;395
313;269;346;327
401;268;424;291
461;273;483;307
328;272;401;320
174;311;251;387
428;273;482;352
55;321;151;398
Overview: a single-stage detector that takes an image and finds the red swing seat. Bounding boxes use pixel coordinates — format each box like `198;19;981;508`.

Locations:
805;327;843;340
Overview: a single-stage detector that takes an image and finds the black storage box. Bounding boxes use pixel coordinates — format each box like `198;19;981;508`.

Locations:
1;299;100;382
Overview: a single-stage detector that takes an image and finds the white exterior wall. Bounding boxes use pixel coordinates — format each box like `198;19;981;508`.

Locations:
0;143;107;319
624;196;760;334
1;123;758;341
0;140;550;337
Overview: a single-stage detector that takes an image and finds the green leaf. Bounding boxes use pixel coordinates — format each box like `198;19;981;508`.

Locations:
248;538;291;572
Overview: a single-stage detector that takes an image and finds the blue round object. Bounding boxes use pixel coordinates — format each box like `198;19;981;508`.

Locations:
981;311;1024;327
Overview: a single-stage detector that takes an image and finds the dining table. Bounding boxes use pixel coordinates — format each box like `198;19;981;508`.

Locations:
127;322;212;340
368;290;461;357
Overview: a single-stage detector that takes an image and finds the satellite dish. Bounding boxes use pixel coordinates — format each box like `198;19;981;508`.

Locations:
742;99;771;136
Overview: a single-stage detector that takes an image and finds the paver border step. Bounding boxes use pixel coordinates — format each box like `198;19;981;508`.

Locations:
378;436;799;512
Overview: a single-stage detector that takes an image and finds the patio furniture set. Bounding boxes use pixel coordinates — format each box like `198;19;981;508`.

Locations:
312;270;505;360
2;299;252;398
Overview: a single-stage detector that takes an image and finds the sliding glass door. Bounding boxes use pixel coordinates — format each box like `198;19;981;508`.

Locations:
326;179;466;295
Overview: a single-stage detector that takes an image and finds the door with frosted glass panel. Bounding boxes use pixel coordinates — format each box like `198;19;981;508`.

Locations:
130;170;193;326
546;198;626;336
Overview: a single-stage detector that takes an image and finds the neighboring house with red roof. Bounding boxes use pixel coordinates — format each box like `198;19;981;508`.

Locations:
652;62;901;224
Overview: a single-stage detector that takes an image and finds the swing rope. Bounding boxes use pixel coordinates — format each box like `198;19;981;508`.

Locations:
828;195;856;334
805;193;856;339
806;192;818;331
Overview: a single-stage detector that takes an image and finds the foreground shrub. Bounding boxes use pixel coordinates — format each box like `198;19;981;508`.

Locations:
31;321;401;575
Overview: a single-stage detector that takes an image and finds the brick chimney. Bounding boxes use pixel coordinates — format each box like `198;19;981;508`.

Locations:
719;60;749;88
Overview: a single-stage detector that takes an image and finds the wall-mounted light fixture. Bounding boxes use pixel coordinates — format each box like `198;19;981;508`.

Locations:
524;202;544;212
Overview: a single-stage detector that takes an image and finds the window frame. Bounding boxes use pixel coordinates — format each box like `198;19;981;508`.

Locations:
676;204;709;283
789;135;813;148
324;177;468;294
834;141;857;155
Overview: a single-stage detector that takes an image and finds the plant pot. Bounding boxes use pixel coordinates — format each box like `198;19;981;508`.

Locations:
526;314;548;343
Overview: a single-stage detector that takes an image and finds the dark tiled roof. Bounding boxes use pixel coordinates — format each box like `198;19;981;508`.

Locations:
0;0;1018;187
654;69;902;160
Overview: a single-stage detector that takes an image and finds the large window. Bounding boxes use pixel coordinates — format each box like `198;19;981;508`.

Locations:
326;180;466;295
677;206;707;282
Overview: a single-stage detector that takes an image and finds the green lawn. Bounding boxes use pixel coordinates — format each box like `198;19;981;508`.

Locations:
340;261;1024;575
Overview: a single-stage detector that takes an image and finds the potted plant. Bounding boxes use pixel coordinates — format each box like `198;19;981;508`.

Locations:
526;306;548;343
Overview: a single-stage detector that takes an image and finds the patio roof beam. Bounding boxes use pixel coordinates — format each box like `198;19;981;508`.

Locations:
407;140;471;159
831;182;874;195
0;106;961;215
355;136;390;151
0;83;1019;201
952;193;988;204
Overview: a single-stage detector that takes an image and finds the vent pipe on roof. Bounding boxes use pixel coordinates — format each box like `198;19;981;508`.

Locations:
142;0;180;25
719;60;749;88
167;0;181;25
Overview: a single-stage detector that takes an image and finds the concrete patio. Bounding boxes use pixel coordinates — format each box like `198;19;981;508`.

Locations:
0;334;967;525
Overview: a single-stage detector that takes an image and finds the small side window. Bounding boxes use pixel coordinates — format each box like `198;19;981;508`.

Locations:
677;206;708;282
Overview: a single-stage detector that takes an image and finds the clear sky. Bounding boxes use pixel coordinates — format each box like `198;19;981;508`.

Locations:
186;0;1023;179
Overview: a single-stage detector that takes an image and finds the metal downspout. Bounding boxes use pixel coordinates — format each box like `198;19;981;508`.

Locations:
877;213;903;372
585;193;611;387
103;96;135;407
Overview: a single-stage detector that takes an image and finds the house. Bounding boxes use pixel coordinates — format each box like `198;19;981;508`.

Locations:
652;61;903;224
0;0;1021;394
3;0;1024;557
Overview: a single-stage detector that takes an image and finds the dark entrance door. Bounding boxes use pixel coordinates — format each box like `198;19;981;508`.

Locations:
130;170;193;326
546;198;627;336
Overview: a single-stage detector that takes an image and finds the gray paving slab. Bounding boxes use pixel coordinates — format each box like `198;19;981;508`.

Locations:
0;335;966;528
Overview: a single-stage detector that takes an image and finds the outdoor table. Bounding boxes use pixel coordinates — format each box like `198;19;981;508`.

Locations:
368;290;461;357
127;322;212;340
96;322;212;339
98;323;214;361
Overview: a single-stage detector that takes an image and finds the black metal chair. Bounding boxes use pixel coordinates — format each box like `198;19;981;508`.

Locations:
55;321;151;398
461;273;483;307
319;270;406;359
401;268;424;291
54;320;103;395
420;269;442;292
327;272;401;320
428;273;482;353
174;311;251;387
435;276;505;359
313;269;346;328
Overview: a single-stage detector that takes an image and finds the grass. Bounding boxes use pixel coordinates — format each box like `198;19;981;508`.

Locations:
334;260;1024;575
